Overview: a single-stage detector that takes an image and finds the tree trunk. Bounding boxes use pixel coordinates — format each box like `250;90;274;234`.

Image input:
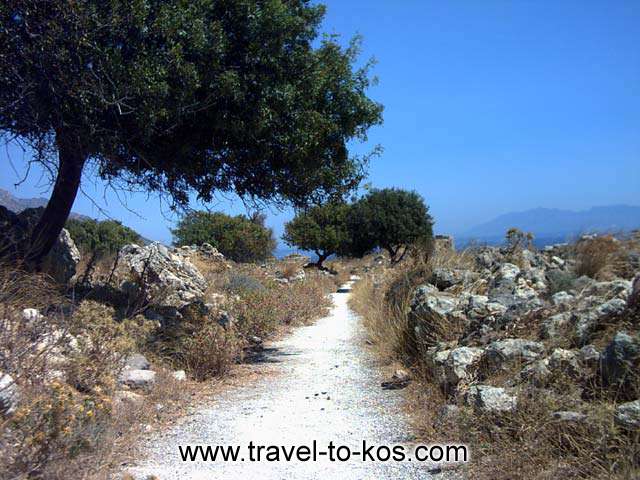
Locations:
315;251;328;269
25;133;86;268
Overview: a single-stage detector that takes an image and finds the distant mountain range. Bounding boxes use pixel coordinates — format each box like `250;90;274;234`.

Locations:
0;188;91;221
459;205;640;246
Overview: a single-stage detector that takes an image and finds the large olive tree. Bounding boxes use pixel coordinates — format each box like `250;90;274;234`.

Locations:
0;0;382;266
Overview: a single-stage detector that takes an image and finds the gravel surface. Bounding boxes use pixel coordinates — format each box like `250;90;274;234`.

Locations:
126;281;454;479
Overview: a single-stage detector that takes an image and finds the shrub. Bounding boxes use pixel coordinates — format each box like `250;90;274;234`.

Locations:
182;323;242;381
346;188;434;263
172;211;276;263
223;273;266;294
64;301;136;393
575;235;621;278
230;278;333;339
505;227;534;251
283;202;351;267
547;269;578;295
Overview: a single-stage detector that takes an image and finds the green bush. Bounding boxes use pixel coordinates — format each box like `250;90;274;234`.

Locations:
172;211;275;263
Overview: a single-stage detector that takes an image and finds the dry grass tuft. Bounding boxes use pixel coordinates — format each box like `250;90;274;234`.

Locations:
575;235;622;279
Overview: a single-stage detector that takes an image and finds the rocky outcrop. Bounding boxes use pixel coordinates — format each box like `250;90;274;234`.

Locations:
107;243;208;319
615;400;640;430
41;228;81;284
0;372;19;417
466;385;517;413
403;239;638;425
600;331;639;398
0;206;80;284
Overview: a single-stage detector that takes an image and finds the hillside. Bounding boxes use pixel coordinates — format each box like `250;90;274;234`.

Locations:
461;205;640;245
0;188;90;221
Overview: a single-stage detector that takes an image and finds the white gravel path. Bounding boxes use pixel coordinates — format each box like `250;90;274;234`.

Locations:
126;281;452;479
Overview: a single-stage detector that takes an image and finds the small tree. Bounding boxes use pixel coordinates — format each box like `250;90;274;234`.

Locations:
0;1;382;266
66;218;141;280
172;211;275;263
347;188;434;263
283;202;350;268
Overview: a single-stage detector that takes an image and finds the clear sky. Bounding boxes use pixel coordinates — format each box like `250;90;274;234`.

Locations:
1;0;639;244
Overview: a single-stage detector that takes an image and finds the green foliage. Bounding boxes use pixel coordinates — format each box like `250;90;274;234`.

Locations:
347;188;434;263
283;202;350;266
172;211;275;263
66;218;141;259
0;0;382;208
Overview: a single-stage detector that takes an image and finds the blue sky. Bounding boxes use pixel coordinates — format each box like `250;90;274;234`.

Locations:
1;0;639;244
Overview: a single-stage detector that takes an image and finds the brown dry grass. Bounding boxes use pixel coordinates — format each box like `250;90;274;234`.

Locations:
575;235;622;279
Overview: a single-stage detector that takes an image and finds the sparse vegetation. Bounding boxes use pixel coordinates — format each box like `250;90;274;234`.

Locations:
351;232;640;479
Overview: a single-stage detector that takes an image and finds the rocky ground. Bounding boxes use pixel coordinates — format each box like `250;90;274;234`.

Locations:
411;241;638;421
354;233;639;478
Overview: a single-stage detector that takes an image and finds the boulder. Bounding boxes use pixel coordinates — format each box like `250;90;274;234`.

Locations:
551;291;574;306
411;285;458;316
0;372;19;417
484;338;545;371
409;285;462;349
443;347;484;385
198;243;225;260
124;353;151;371
520;359;551;387
488;264;542;310
430;268;478;290
575;298;628;345
629;275;640;308
548;348;582;378
541;312;572;338
41;228;81;284
552;411;587;423
467;385;517;413
0;206;80;284
600;331;639;397
172;370;187;381
118;369;156;390
112;243;208;317
579;344;601;369
474;248;504;269
580;280;632;302
614;400;640;430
